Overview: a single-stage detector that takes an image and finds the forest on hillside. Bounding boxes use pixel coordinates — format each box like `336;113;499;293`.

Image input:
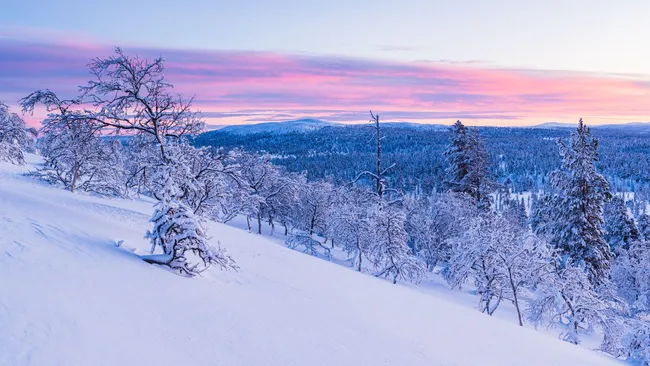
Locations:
194;124;650;199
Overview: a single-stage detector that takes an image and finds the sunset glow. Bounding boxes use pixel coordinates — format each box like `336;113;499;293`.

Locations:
2;37;650;127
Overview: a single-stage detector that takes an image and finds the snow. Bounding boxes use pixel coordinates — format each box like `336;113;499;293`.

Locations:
0;156;624;366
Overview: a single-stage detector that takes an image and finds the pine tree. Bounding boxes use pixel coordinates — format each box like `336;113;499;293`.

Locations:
444;120;495;211
536;119;613;285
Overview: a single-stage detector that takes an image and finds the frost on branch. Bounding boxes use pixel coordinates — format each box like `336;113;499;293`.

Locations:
368;202;425;284
142;169;237;276
527;256;625;346
0;103;30;165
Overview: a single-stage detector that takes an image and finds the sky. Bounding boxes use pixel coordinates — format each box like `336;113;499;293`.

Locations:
2;0;650;127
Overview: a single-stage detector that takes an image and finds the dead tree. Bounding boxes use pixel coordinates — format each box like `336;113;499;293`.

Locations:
351;110;398;200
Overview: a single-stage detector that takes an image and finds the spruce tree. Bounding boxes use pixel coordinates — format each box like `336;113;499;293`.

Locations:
637;214;650;241
537;119;612;285
444;120;495;211
603;196;639;253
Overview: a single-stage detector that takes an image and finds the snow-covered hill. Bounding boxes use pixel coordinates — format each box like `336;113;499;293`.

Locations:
534;121;650;131
202;119;449;136
0;157;623;366
214;118;338;135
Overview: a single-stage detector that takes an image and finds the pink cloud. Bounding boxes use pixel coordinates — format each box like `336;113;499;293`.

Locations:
2;36;650;128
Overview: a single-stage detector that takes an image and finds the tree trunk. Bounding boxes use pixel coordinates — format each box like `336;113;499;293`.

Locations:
257;212;262;235
372;111;383;198
356;238;362;272
508;268;524;326
309;211;316;236
246;216;251;232
70;164;80;193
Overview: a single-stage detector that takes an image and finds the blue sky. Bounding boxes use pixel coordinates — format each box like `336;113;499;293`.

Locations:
4;0;650;73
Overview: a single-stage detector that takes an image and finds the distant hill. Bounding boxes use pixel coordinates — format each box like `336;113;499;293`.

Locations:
205;119;452;136
534;121;650;131
532;122;577;129
380;122;449;130
214;119;338;135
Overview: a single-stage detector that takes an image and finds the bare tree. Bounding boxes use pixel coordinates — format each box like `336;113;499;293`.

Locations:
351;111;398;200
21;47;203;162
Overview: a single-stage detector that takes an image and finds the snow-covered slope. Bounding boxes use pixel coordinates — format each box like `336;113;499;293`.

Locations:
0;157;623;366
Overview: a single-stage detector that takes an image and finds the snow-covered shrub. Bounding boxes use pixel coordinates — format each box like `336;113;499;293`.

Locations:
446;214;550;324
286;231;331;259
143;171;237;276
621;320;650;365
527;258;625;345
0;102;29;165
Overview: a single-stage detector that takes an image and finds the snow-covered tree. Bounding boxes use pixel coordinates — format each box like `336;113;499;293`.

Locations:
503;197;528;230
122;135;163;197
621;320;650;366
0;103;30;165
368;203;425;284
604;196;639;253
350;111;398;200
405;192;475;271
237;152;295;234
36;117;126;195
263;173;303;236
284;180;334;258
447;214;549;324
444;120;495;211
534;119;612;285
637;214;650;241
21;48;203;166
326;187;375;271
611;239;650;316
19;49;241;275
142;168;237;276
294;181;333;236
528;255;625;345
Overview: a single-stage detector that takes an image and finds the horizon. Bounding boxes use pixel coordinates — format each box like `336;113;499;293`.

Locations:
205;118;650;131
3;1;650;127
